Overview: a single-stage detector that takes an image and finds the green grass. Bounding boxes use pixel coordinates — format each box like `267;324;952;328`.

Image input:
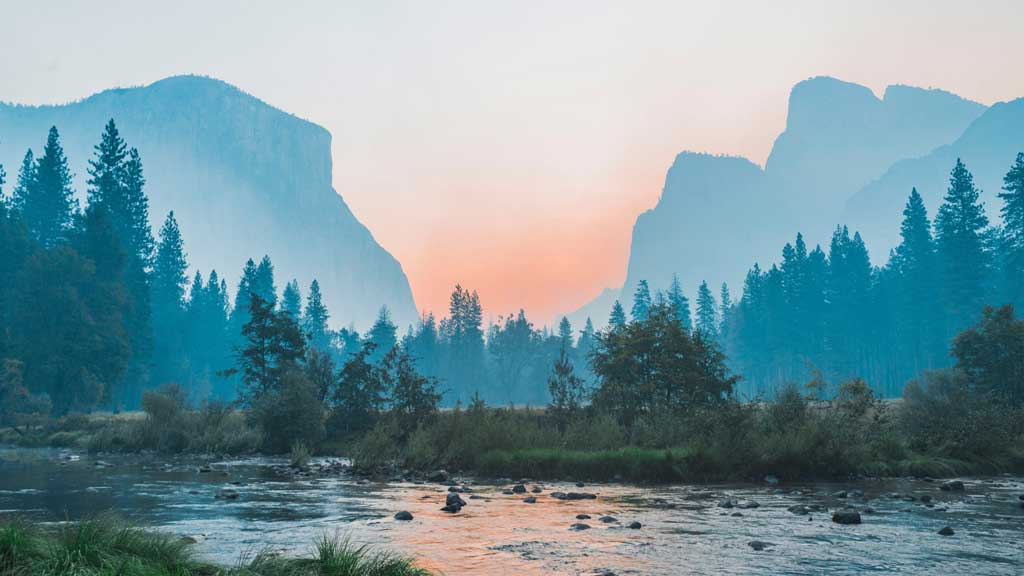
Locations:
0;516;431;576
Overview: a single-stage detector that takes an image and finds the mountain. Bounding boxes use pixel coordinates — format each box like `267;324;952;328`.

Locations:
0;75;417;330
845;98;1024;261
568;77;987;328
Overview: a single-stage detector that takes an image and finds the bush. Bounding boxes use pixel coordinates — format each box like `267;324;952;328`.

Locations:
249;369;325;454
900;369;1019;462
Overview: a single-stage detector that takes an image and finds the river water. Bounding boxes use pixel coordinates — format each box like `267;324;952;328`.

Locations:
1;446;1022;575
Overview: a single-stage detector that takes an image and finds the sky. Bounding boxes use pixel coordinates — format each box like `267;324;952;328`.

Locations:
2;0;1023;324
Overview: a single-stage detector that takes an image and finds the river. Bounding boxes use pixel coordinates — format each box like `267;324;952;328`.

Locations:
1;446;1022;575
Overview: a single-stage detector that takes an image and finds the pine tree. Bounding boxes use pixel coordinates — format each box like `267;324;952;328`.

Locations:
10;150;35;214
892;188;940;374
19;127;77;247
302;279;331;351
719;282;732;341
230;259;260;337
695;280;718;338
935;158;990;335
557;316;573;350
368;306;398;364
1000;153;1024;308
86;119;128;215
281;280;302;318
631;280;652;321
666;274;692;331
253;255;277;308
609;300;627;330
121;148;154;264
150;212;189;385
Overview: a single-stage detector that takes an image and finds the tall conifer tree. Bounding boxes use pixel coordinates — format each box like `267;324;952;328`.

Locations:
935;159;990;335
1000;153;1024;308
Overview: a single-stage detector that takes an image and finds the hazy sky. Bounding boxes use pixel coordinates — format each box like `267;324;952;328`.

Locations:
2;0;1022;323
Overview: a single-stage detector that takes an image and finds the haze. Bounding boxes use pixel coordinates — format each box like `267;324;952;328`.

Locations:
2;0;1022;322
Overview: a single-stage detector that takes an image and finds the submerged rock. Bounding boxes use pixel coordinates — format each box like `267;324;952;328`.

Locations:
394;511;414;521
940;480;965;492
832;510;862;525
552;492;597;501
627;521;642;529
576;514;591;520
599;516;618;523
938;526;955;536
833;490;848;499
523;496;537;504
717;499;735;509
215;488;239;500
737;500;760;509
748;540;773;551
569;523;591;531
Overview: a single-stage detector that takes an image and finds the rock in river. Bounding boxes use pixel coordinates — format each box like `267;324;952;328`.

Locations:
394;511;414;521
512;484;527;494
441;491;467;513
748;540;773;551
938;526;955;536
427;469;450;483
627;521;642;529
832;510;862;525
523;496;537;504
215;489;239;500
940;480;965;492
569;523;591;531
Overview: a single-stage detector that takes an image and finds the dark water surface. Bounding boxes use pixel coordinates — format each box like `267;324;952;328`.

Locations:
2;446;1022;575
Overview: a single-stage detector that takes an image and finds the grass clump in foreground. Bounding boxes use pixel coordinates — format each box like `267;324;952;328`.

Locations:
0;515;431;576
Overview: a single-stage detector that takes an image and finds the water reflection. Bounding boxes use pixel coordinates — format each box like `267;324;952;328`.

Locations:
2;446;1022;575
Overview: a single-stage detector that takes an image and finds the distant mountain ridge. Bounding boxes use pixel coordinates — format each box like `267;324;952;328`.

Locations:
0;75;418;330
568;76;993;329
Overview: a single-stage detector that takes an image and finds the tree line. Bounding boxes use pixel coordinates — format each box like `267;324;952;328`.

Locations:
617;156;1024;399
1;120;1022;419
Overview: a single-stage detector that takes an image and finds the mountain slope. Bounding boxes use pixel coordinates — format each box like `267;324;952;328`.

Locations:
845;98;1024;260
0;75;417;329
569;77;987;328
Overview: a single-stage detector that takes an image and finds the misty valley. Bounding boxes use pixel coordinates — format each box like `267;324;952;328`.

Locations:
2;72;1024;575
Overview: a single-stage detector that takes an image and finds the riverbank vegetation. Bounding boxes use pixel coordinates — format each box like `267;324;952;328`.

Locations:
0;516;431;576
1;123;1023;483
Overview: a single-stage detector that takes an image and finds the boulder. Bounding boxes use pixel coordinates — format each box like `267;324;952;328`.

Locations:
764;475;780;486
394;511;414;521
576;514;591;520
523;496;537;504
446;492;467;508
832;510;862;525
920;495;933;503
627;521;642;529
531;486;543;493
512;484;527;494
427;469;450;483
938;526;955;536
748;540;773;551
599;516;618;523
569;523;591;531
717;499;735;509
737;500;760;509
576;482;586;487
940;480;965;492
833;490;848;499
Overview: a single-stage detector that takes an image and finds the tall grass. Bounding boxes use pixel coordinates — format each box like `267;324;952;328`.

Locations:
0;516;431;576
